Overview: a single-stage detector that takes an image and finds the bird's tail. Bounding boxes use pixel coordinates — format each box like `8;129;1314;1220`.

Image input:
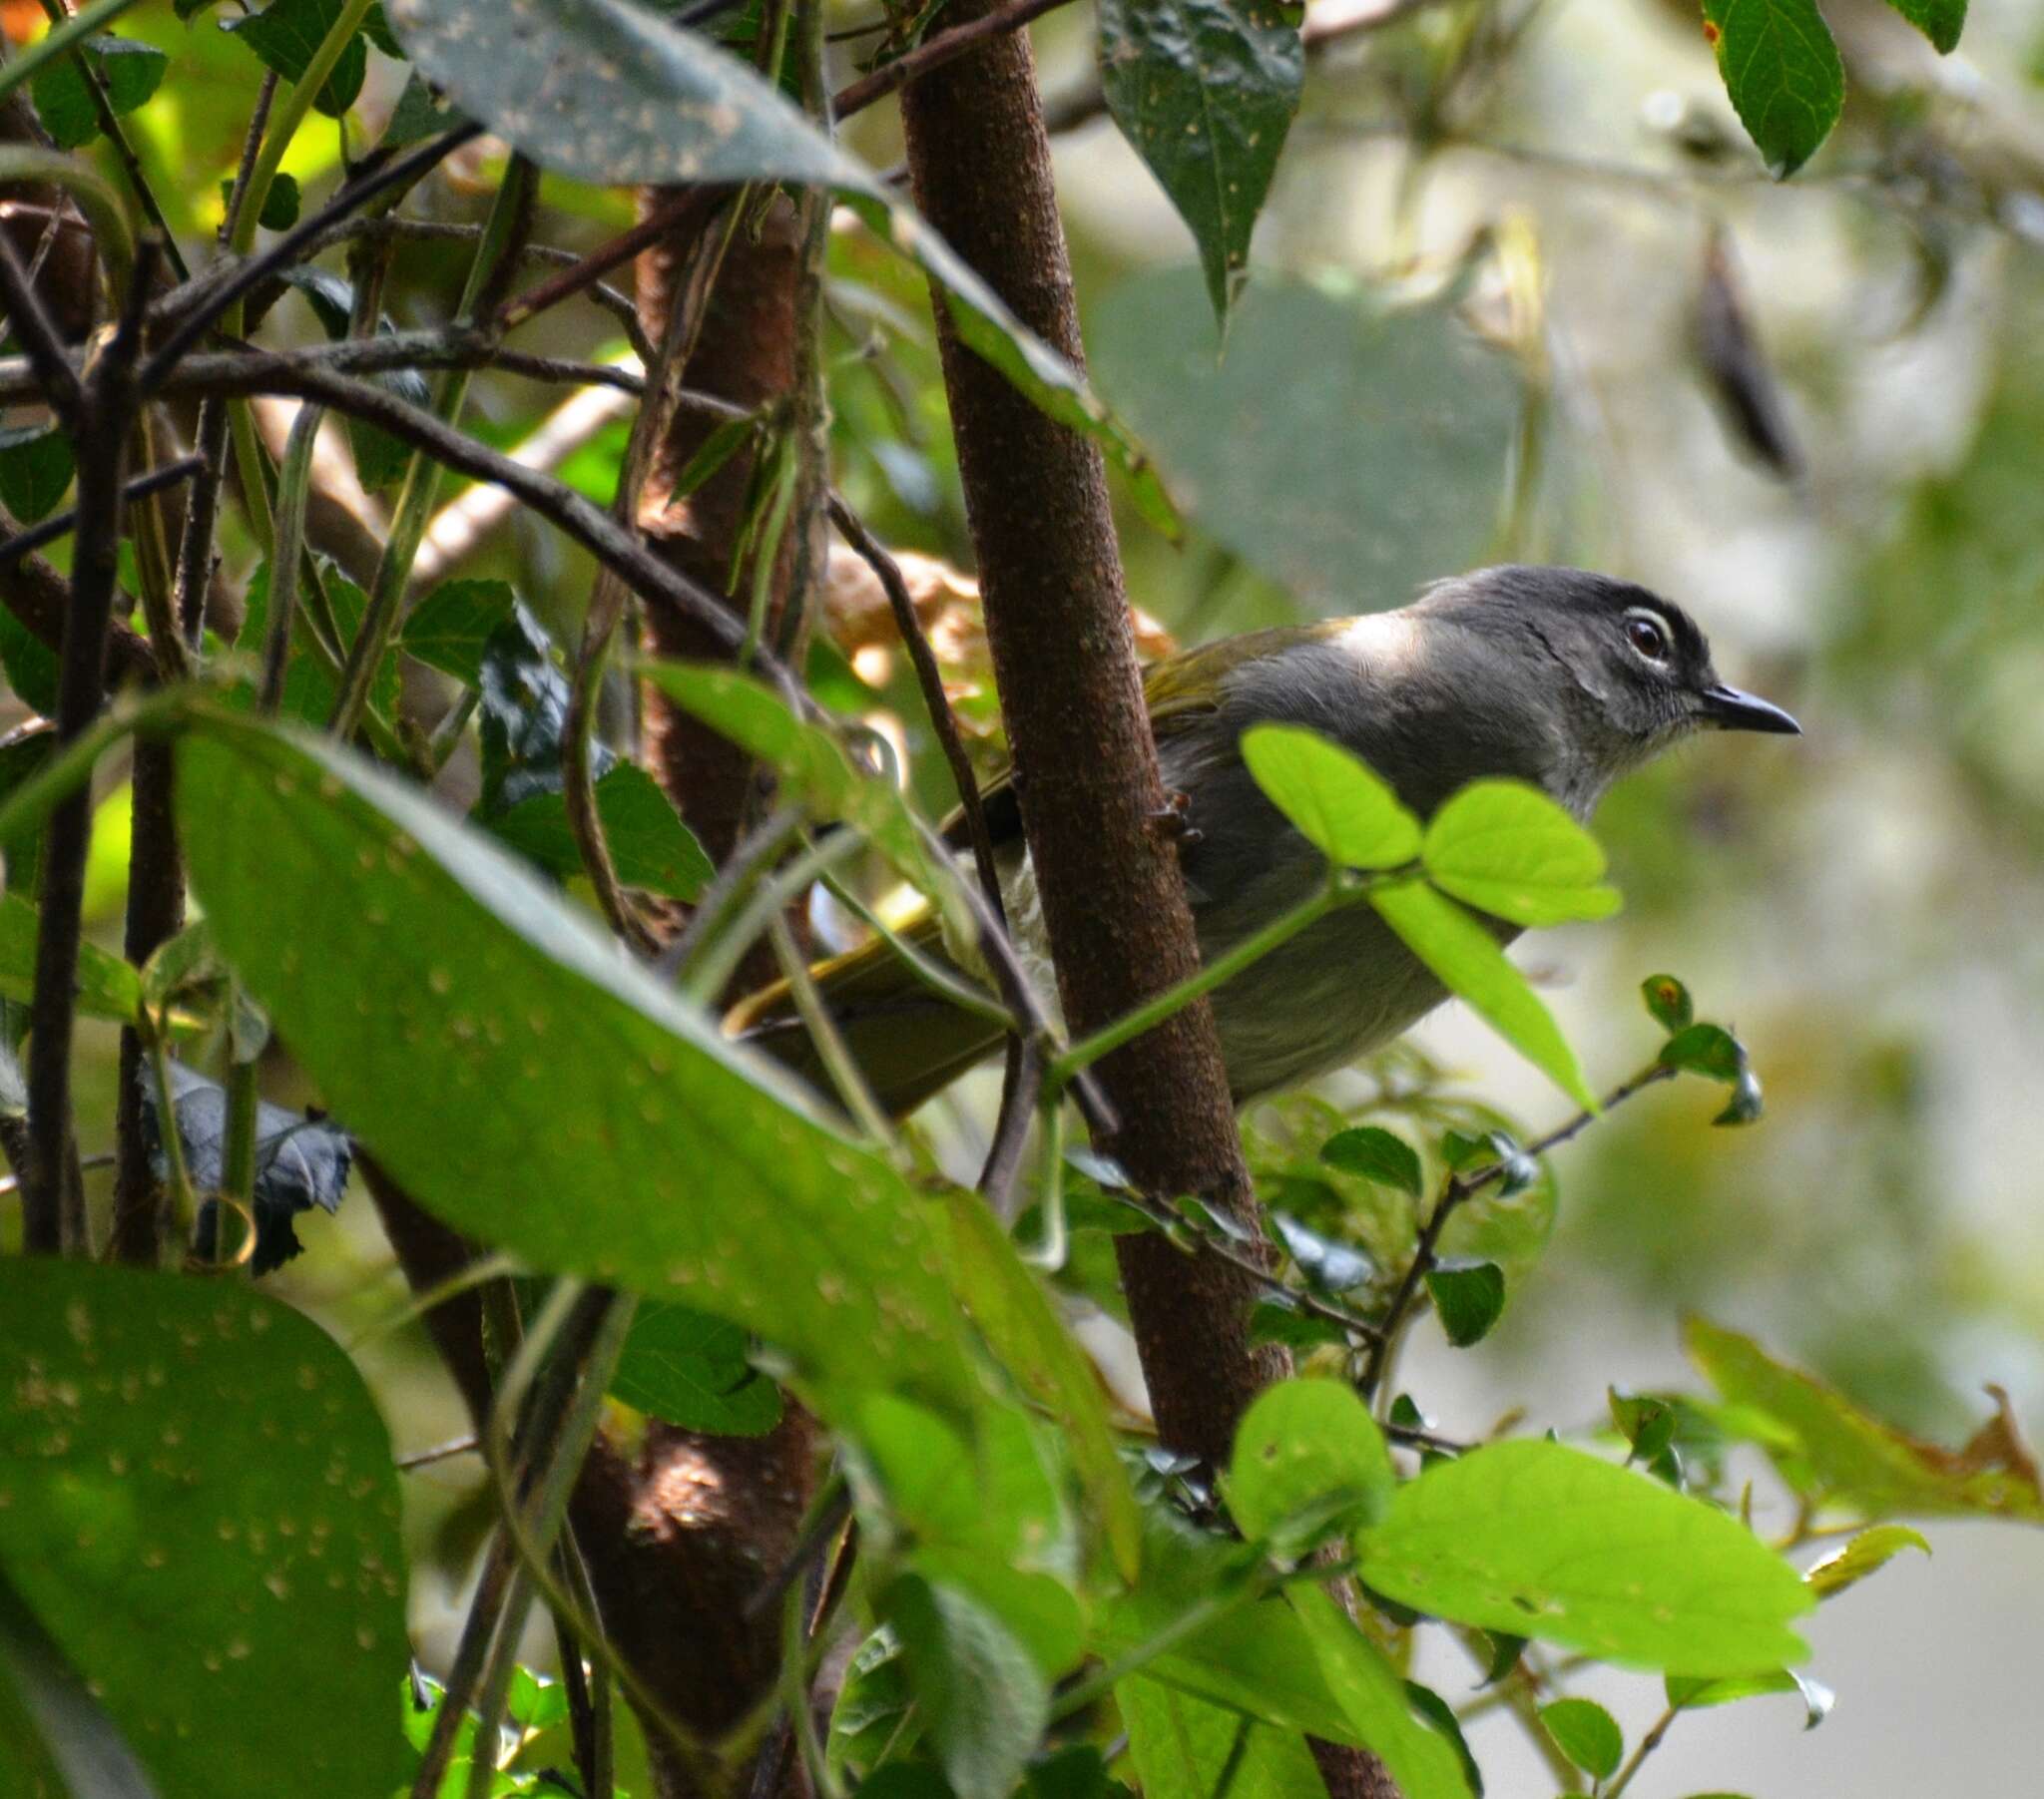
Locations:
724;911;1008;1119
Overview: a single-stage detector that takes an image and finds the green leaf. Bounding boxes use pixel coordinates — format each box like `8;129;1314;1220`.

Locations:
1659;1023;1747;1082
379;66;463;148
1097;0;1302;327
485;762;715;900
885;1573;1048;1799
224;0;370;117
238;560;400;730
1537;1697;1622;1781
1666;1667;1833;1729
0;424;75;524
1609;1389;1677;1465
610;1301;783;1436
222;169;300;229
1685;1317;2044;1520
1881;0;1965;53
1319;1124;1422;1196
1118;1676;1325;1799
1641;973;1694;1033
1420;780;1620;926
30;35;168;150
1367;880;1594;1111
0;1564;159;1799
1289;1588;1476;1799
1227;1378;1395;1551
1802;1524;1930;1598
400;578;517;685
383;0;1169;520
1701;0;1844;180
1240;724;1422;871
1091;268;1519;607
1422;1260;1505;1348
1357;1439;1813;1673
0;608;58;717
175;715;987;1422
0;1261;411;1798
0;889;141;1020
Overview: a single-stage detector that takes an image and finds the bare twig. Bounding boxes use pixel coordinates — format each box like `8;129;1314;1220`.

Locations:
0;225;80;412
493;187;713;338
0;453;203;569
833;0;1076;117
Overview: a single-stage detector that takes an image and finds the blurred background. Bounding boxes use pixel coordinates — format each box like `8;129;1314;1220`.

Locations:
8;0;2044;1789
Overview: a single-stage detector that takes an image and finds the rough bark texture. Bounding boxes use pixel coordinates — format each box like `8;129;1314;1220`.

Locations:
896;18;1397;1798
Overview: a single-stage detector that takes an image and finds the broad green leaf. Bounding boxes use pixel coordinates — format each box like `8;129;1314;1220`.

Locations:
1422;1260;1505;1348
1289;1588;1475;1799
1803;1524;1930;1598
1420;781;1620;926
1240;724;1421;871
1667;1668;1833;1728
1319;1124;1422;1196
485;762;714;900
1356;1439;1812;1673
0;424;75;524
30;35;167;149
0;889;141;1020
1367;880;1594;1110
0;1261;410;1798
610;1301;782;1436
1686;1318;2044;1520
222;168;300;229
1227;1378;1395;1551
224;0;371;117
400;578;517;685
1642;972;1694;1033
1097;0;1302;327
0;1565;159;1799
1092;269;1519;610
1537;1697;1622;1781
1881;0;1964;53
383;0;1170;521
1660;1023;1747;1082
238;561;400;731
175;715;986;1421
379;66;462;147
0;603;59;715
1118;1676;1325;1799
885;1574;1048;1799
1701;0;1843;180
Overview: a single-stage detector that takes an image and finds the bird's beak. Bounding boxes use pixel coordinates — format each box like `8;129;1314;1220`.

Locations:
1698;683;1800;735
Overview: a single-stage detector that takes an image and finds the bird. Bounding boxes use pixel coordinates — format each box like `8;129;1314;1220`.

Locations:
727;565;1799;1115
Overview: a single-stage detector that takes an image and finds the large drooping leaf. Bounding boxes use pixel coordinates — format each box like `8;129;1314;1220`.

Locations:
1367;879;1594;1110
1118;1675;1324;1799
1700;0;1843;180
1686;1317;2044;1521
884;1573;1048;1799
1097;0;1302;327
174;714;985;1422
382;0;1170;523
1240;724;1421;871
1357;1440;1812;1674
0;1261;411;1799
1420;780;1620;926
1091;268;1520;609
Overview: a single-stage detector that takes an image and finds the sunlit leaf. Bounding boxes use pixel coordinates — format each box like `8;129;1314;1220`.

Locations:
1420;781;1620;926
1240;724;1421;871
1118;1676;1323;1799
1538;1696;1622;1780
1803;1524;1930;1598
1667;1667;1833;1729
1227;1378;1395;1551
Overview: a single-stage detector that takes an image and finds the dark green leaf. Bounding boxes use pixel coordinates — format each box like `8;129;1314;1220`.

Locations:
361;2;403;57
401;578;517;685
1667;1667;1833;1728
1438;1128;1486;1169
475;603;592;813
238;561;400;729
1660;1023;1747;1082
1701;0;1844;180
1686;1317;2044;1520
1422;1260;1505;1348
0;1261;410;1798
485;762;714;900
1091;268;1520;607
1023;1743;1119;1799
1228;1378;1395;1550
1319;1124;1422;1196
1881;0;1965;53
30;36;169;150
827;1628;911;1781
0;725;53;895
176;717;989;1421
1609;1390;1677;1465
0;609;58;717
1477;1630;1525;1686
1402;1681;1484;1798
1247;1297;1347;1351
0;425;75;524
1802;1524;1930;1598
379;68;463;147
0;1564;160;1799
0;890;140;1020
885;1574;1047;1799
221;169;300;229
1641;973;1694;1033
1420;780;1620;926
1096;0;1302;326
224;0;370;116
1538;1697;1622;1780
1369;879;1595;1110
1357;1439;1813;1673
610;1301;782;1435
1241;723;1422;870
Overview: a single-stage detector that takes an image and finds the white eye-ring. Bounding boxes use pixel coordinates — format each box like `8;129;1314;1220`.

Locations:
1623;608;1672;665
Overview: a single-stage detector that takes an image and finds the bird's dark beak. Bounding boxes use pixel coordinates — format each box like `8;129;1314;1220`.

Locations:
1698;683;1800;735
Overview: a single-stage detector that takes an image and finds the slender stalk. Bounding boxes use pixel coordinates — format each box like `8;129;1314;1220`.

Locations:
1604;1703;1680;1797
768;913;893;1143
260;402;321;709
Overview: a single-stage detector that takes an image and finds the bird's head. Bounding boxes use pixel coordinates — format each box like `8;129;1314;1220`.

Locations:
1417;565;1798;786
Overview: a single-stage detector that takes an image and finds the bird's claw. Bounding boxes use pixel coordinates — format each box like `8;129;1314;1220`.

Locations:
1149;789;1203;848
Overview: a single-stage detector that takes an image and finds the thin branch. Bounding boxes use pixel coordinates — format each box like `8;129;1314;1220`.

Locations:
832;0;1076;117
493;187;713;338
0;223;80;412
0;453;202;569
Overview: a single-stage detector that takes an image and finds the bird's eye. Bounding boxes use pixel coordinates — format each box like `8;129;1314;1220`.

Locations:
1624;612;1670;664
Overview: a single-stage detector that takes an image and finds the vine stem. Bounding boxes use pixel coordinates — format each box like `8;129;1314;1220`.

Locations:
1604;1701;1680;1797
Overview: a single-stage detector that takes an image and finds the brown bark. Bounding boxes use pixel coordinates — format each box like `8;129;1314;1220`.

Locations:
894;16;1397;1798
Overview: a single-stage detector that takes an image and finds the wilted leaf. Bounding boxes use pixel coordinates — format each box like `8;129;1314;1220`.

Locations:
1803;1524;1929;1599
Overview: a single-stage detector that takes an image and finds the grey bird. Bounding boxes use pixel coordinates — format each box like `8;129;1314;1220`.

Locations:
730;565;1799;1112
